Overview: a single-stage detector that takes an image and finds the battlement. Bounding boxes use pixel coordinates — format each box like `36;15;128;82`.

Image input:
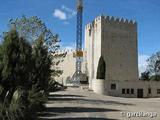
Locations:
85;15;137;30
102;15;136;25
85;22;94;30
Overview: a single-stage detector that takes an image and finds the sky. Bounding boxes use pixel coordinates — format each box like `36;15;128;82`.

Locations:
0;0;160;74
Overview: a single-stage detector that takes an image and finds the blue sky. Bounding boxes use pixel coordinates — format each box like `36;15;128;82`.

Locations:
0;0;160;73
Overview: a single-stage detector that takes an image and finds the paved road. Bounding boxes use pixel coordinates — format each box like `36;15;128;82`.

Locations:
38;87;160;120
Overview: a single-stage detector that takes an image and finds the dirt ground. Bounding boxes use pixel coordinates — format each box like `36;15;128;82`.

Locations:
38;87;160;120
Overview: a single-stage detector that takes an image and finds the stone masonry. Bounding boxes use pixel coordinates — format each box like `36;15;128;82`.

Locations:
85;15;139;89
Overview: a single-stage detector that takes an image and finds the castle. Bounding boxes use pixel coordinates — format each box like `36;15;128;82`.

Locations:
58;15;160;98
85;16;138;88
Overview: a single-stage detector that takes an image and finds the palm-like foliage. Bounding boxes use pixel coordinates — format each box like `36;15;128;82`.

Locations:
0;89;27;120
28;85;47;113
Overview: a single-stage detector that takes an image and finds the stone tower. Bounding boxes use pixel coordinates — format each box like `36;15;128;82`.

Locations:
85;15;139;89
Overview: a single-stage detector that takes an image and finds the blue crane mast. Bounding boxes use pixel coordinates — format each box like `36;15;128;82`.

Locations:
76;0;83;74
71;0;84;86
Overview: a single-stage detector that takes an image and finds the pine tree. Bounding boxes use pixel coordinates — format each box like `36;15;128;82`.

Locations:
0;30;32;91
9;16;67;81
31;34;52;92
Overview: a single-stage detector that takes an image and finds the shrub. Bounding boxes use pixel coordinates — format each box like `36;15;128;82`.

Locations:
48;79;66;92
0;88;28;120
28;85;47;113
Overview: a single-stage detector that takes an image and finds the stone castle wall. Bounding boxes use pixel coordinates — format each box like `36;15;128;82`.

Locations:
85;17;102;88
54;49;76;85
101;15;139;81
85;15;139;88
55;49;86;85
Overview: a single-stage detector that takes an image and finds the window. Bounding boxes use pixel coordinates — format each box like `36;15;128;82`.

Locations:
131;89;134;94
127;89;130;94
122;89;125;94
111;84;116;90
157;89;160;94
148;88;151;94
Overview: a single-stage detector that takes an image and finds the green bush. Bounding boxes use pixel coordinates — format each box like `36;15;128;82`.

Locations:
0;85;3;95
0;89;27;120
48;79;66;92
96;56;106;79
28;85;47;113
8;89;27;120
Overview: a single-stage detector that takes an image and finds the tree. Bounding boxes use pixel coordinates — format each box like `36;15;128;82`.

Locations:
31;34;52;91
0;29;33;110
8;16;66;79
147;51;160;81
96;56;106;79
150;75;160;81
0;16;66;119
0;30;32;91
140;71;150;81
9;15;60;53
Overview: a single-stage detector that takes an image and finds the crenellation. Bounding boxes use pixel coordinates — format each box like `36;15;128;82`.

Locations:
95;16;98;21
86;15;137;32
115;18;119;23
129;20;134;24
102;15;137;26
105;16;110;22
125;19;129;24
121;18;125;23
86;23;93;30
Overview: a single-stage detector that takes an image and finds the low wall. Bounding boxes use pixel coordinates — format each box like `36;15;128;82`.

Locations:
105;80;160;98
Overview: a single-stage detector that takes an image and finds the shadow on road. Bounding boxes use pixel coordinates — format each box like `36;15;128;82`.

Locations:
42;106;119;113
37;93;122;120
37;107;120;119
38;117;118;120
48;94;134;106
49;94;85;97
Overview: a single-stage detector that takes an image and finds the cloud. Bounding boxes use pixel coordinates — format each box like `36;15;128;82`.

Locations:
53;9;67;20
138;54;150;75
53;5;76;24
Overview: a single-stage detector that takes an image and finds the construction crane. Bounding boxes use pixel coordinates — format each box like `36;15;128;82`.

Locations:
76;0;83;73
72;0;84;86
